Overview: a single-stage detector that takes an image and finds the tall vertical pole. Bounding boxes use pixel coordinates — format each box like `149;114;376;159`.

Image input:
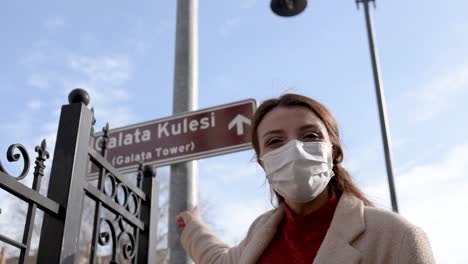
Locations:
357;0;399;212
168;0;199;263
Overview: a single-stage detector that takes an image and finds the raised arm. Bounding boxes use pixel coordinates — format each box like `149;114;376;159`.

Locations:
176;207;266;264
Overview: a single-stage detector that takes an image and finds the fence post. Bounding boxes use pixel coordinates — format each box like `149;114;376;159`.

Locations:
137;165;160;263
37;89;93;263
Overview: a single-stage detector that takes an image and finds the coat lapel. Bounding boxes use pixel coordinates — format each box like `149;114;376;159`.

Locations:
240;193;365;264
240;208;284;264
313;193;365;264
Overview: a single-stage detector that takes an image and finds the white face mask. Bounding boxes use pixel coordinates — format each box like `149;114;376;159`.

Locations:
260;140;335;203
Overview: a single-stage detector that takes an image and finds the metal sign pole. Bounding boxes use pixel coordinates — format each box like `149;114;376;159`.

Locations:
168;0;199;263
357;0;399;213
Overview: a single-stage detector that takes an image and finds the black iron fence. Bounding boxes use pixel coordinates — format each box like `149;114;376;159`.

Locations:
0;89;159;263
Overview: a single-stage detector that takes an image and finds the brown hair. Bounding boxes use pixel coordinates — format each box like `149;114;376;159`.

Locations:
252;93;370;206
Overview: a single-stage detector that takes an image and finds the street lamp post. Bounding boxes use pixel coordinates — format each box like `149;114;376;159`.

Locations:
270;0;399;212
356;0;399;213
169;0;199;263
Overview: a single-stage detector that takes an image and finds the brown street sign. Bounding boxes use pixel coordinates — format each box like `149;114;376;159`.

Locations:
89;99;256;175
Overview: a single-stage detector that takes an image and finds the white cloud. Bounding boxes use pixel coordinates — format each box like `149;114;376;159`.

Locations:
408;63;468;121
65;84;135;129
68;55;131;84
132;39;151;55
20;50;47;68
155;18;172;35
20;53;135;144
27;100;42;110
240;0;258;9
198;154;273;246
219;17;242;38
43;17;65;30
110;89;130;100
271;79;297;93
201;157;260;184
28;74;50;89
62;54;136;128
212;198;272;246
342;142;386;185
0;51;137;243
363;143;468;264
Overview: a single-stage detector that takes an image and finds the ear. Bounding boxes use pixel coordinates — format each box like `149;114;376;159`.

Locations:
331;144;343;164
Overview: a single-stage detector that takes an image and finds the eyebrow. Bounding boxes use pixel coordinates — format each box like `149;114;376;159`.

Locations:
262;129;283;139
299;124;323;132
262;124;324;139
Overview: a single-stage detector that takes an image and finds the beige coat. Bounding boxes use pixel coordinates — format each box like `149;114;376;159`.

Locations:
181;193;435;264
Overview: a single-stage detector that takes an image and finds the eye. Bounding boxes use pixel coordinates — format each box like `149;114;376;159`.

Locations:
265;138;283;146
303;132;322;141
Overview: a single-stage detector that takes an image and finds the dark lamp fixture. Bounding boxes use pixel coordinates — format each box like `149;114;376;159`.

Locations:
270;0;307;17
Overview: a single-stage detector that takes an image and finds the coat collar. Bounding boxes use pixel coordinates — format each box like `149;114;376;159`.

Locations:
240;193;365;264
313;192;365;264
240;207;284;264
241;193;365;264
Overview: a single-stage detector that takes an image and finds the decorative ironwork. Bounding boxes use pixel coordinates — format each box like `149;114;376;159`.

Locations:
0;138;53;263
102;172;141;217
91;107;97;134
88;120;150;263
19;139;50;262
1;88;157;263
0;143;30;180
89;122;112;264
86;152;148;263
137;162;144;189
100;122;110;156
33;139;50;178
98;215;137;262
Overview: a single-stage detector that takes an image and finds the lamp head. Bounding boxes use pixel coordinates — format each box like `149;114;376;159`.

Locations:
270;0;307;17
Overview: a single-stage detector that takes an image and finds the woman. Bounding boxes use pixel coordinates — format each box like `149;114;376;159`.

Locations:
176;94;435;264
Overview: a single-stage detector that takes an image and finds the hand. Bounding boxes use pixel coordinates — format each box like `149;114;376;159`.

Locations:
176;206;201;232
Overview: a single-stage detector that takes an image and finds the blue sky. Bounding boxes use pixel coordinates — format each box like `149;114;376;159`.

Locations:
1;0;468;262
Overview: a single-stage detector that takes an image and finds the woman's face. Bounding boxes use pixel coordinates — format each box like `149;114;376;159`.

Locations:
257;106;331;162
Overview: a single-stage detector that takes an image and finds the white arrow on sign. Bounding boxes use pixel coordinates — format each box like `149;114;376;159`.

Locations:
228;114;252;136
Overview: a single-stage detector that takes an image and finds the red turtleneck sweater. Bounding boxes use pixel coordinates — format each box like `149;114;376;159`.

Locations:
257;193;339;264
